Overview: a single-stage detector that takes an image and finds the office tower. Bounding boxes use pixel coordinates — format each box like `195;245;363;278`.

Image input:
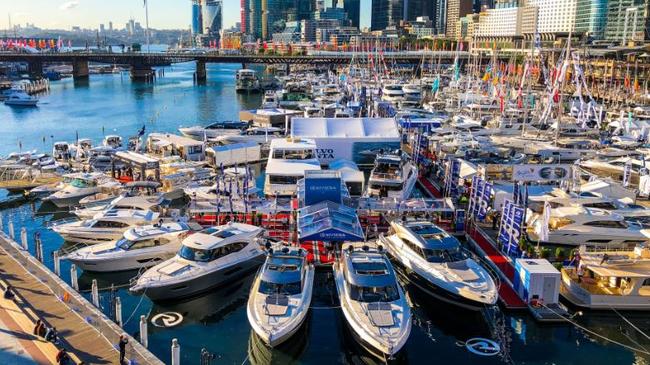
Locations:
575;0;608;40
445;0;473;38
371;0;404;30
203;0;223;37
526;0;577;34
108;21;113;32
337;0;361;27
241;0;250;33
192;0;203;35
604;0;649;42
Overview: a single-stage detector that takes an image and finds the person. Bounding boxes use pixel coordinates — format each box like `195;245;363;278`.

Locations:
492;210;500;230
56;348;71;365
119;334;129;364
33;320;44;336
45;326;59;344
4;285;15;300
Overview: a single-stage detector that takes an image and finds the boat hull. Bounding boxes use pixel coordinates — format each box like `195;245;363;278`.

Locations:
67;251;173;273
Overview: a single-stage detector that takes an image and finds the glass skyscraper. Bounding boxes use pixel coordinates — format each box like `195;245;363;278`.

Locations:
371;0;404;30
575;0;608;40
604;0;650;42
191;0;203;35
203;0;222;37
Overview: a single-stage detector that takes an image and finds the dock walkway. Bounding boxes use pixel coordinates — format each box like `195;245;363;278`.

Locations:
0;234;163;365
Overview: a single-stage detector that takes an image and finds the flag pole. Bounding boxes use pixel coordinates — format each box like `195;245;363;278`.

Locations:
144;0;150;53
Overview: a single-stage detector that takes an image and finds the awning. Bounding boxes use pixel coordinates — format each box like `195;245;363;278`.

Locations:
298;201;364;242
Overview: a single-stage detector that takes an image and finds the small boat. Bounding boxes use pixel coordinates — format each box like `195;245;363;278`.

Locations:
247;245;314;347
103;135;123;150
50;209;161;244
4;90;38;107
179;121;249;139
333;244;411;359
63;221;199;272
381;220;498;310
130;222;265;301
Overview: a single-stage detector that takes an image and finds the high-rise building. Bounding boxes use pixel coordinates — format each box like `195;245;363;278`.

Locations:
108;21;113;32
604;0;650;43
340;0;361;27
99;24;105;33
575;0;608;40
203;0;223;38
436;0;448;35
192;0;203;35
371;0;404;30
526;0;577;34
445;0;473;38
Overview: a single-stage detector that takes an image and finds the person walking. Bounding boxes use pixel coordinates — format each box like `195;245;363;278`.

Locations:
33;320;43;336
56;348;71;365
119;334;129;364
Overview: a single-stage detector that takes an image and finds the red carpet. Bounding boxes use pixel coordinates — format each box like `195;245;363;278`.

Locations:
418;177;443;198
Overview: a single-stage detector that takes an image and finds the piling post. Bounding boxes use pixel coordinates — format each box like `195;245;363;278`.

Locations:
53;251;61;277
115;297;123;327
20;228;28;250
91;279;99;307
140;315;148;348
8;220;14;240
171;338;180;365
70;264;79;291
0;212;3;231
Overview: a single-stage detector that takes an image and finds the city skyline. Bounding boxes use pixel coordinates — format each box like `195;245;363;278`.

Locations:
4;0;373;31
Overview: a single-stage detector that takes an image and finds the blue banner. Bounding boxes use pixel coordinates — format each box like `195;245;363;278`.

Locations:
445;158;461;198
498;200;525;258
478;181;492;221
455;209;465;233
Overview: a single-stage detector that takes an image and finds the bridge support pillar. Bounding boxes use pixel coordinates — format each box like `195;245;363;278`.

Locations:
72;58;89;80
195;61;207;82
242;63;247;70
130;65;155;82
28;60;43;78
285;63;290;74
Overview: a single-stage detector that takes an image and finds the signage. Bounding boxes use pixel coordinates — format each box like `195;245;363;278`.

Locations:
304;173;342;206
498;200;525;258
512;164;571;182
465;338;501;356
151;312;183;328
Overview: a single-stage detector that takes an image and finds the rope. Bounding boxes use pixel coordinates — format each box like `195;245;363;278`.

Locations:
542;304;650;355
609;305;650;341
239;353;249;365
122;287;147;327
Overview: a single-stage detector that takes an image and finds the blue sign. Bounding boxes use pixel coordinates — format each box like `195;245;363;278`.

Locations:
304;177;342;206
301;228;363;242
445;158;461;198
498;200;525;258
455;209;465;233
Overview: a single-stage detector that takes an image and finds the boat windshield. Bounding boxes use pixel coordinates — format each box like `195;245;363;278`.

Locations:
258;280;302;295
70;178;94;188
422;246;467;263
349;284;400;303
117;238;135;250
178;245;215;262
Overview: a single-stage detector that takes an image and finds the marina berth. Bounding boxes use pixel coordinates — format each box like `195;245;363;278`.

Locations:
333;243;411;358
130;222;265;301
381;220;498;310
247;245;314;347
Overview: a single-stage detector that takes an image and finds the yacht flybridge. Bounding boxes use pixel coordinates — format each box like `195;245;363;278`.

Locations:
264;137;321;196
381;220;498;310
51;209;161;244
333;244;411;359
364;152;417;200
247;245;314;347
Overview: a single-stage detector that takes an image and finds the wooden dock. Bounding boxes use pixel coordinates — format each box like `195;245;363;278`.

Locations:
0;234;163;365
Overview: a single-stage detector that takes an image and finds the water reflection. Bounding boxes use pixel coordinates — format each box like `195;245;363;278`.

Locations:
247;320;309;365
78;269;139;292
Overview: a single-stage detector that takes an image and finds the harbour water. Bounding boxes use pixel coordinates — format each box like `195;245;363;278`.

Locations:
1;62;649;365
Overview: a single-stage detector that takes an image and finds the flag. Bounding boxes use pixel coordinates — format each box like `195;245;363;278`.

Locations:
535;201;551;242
138;125;146;137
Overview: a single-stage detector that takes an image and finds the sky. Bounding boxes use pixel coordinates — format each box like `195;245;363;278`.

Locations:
4;0;372;31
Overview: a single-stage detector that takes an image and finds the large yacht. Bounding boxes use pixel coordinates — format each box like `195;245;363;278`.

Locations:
333;244;411;359
561;244;650;310
236;69;261;93
73;194;169;219
179;121;249;139
364;152;417;200
4;90;38;106
130;223;265;301
43;172;120;208
247;246;314;347
264;138;321;196
380;220;498;310
381;84;405;102
51;209;161;244
63;221;198;272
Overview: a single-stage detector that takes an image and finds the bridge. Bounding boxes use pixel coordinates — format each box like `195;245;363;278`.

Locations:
0;51;471;81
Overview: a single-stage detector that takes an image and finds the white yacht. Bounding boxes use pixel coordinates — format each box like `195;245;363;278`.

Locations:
4;90;38;106
236;69;261;93
103;135;123;149
43;172;120;208
364;152;417;200
579;157;646;187
184;167;259;202
261;91;279;108
381;84;405;102
264;138;321;196
179;121;249;139
130;223;265;301
216;127;284;144
333;244;411;358
73;194;169;219
51;209;161;244
247;246;314;347
528;206;647;247
381;220;498;310
63;222;199;272
561;244;650;310
402;84;423;101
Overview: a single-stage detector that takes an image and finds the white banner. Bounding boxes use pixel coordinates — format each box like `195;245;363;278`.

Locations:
512;164;572;182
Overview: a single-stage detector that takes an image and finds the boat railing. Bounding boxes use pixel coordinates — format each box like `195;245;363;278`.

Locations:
46;216;81;228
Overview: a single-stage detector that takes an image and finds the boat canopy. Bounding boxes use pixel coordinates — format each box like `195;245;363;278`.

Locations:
298;201;364;242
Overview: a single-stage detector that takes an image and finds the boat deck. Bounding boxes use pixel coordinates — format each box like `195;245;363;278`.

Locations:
0;234;163;365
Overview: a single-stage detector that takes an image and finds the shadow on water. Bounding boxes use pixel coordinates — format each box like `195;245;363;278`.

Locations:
247;319;310;365
78;269;140;292
73;78;90;89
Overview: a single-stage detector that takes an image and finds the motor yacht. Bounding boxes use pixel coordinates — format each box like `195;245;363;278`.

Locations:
236;69;261;93
73;194;169;219
3;90;38;106
247;246;314;347
215;127;284;144
130;223;265;301
333;244;411;359
579;157;647;187
43;172;120;208
264;138;321;196
561;244;650;310
51;209;161;244
184;166;259;202
103;135;123;150
364;152;417;200
179;121;249;139
262;91;279;108
380;220;498;310
528;206;647;247
63;221;199;272
381;84;405;102
402;84;423;101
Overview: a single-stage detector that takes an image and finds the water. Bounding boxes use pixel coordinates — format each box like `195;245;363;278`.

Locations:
1;62;650;365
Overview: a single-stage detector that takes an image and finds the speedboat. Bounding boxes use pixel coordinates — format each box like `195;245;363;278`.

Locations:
247;245;314;347
130;223;265;301
73;194;169;219
179;121;249;139
333;244;411;359
63;221;199;272
4;90;38;106
43;172;120;208
364;152;417;200
380;220;498;310
50;209;161;244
